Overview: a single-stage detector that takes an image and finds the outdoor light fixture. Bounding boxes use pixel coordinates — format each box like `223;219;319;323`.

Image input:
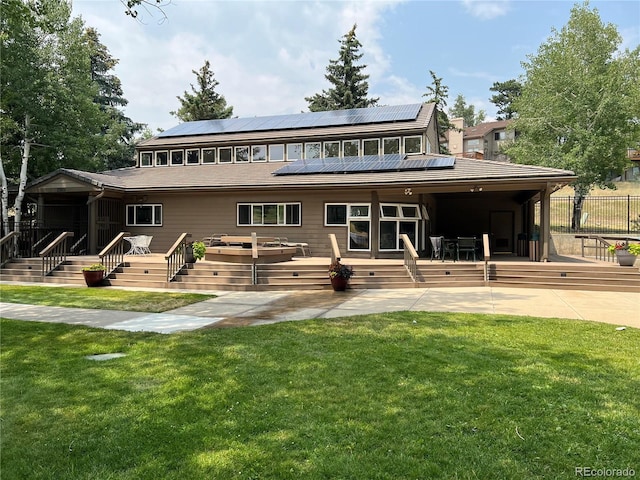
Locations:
404;188;413;196
470;186;483;193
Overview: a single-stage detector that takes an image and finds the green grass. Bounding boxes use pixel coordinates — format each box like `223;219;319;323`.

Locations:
0;285;214;312
2;313;638;479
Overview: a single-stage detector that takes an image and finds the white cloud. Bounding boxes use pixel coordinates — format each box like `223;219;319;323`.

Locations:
461;0;510;20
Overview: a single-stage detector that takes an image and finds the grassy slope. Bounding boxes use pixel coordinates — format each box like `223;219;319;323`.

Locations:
2;313;638;480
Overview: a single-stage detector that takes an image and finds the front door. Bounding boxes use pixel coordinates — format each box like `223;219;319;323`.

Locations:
490;210;514;254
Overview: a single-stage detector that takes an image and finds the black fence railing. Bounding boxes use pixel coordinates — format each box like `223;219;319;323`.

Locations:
536;196;640;234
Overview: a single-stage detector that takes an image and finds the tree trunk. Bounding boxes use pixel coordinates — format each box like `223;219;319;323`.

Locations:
0;154;9;237
14;114;31;236
571;184;589;231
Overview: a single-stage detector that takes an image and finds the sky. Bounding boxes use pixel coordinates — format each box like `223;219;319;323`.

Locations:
71;0;640;132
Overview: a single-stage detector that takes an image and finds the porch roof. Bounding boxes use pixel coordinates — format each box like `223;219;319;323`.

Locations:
27;155;576;194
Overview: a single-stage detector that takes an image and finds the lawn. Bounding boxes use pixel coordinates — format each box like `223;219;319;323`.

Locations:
0;285;213;312
1;313;638;479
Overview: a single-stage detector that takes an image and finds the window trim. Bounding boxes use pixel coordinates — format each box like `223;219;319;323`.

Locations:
362;138;380;156
325;203;348;226
140;151;153;167
286;143;302;162
323;141;340;158
343;139;360;157
403;136;422;155
237;202;301;226
202;147;216;164
186;148;200;165
126;203;163;226
304;142;321;159
269;144;285;162
155;150;169;167
251;145;267;162
218;146;233;163
170;149;184;166
383;137;401;155
235;146;249;163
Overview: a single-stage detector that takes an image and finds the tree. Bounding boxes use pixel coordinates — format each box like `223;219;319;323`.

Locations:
121;0;166;21
85;27;143;169
305;24;379;112
489;79;522;120
449;94;486;127
0;0;109;237
422;70;452;154
505;2;640;230
172;60;233;122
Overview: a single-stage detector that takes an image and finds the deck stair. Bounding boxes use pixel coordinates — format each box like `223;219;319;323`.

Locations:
488;262;640;292
1;256;638;292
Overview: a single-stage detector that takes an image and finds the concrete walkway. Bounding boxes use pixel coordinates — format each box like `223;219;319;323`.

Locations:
1;285;638;333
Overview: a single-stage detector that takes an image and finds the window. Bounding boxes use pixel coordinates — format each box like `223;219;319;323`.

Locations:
140;152;153;167
237;203;301;226
383;137;400;154
202;148;216;164
466;139;481;151
325;204;347;225
126;204;162;226
269;144;285;162
219;147;232;163
155;151;168;166
404;136;422;154
363;138;380;156
286;143;302;161
323;141;340;158
171;150;184;166
494;131;507;141
379;203;421;251
343;140;360;157
380;203;421;219
305;142;321;159
235;146;249;163
186;149;200;164
252;145;267;162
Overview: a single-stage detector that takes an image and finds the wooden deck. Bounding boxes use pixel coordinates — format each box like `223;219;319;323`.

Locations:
1;253;639;293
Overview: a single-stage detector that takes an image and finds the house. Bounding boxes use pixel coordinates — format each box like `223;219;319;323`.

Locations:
444;118;514;161
25;103;575;261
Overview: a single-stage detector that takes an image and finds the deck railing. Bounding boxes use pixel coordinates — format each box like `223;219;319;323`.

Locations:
165;233;192;282
401;234;418;282
39;232;74;276
482;233;490;284
0;231;19;267
328;233;341;263
575;234;639;262
98;232;131;276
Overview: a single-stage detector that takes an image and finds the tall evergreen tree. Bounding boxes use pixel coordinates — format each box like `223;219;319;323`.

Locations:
305;24;379;112
172;60;233;122
422;70;452;154
489;79;522;120
85;27;142;170
449;94;486;127
505;2;640;230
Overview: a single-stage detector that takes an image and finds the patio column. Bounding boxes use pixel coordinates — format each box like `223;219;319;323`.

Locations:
371;191;379;259
539;187;551;262
87;195;98;255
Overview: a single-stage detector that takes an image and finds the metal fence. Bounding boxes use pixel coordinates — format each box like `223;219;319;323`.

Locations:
536;196;640;234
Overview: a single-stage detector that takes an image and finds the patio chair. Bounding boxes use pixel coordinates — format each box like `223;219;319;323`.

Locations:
124;235;152;255
443;238;457;261
429;236;444;261
203;233;227;246
457;236;476;261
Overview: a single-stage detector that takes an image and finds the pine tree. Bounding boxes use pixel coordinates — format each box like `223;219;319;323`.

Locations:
172;60;233;122
423;70;452;154
449;94;486;127
305;24;379;112
489;79;522;120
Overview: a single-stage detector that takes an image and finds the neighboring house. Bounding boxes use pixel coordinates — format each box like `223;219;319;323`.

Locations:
444;118;514;161
25;103;575;260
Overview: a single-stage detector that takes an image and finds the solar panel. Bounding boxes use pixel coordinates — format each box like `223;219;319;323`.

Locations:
158;104;423;138
273;155;455;176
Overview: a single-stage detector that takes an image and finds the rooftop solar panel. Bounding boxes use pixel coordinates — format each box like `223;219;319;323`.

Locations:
158;103;423;138
272;155;455;176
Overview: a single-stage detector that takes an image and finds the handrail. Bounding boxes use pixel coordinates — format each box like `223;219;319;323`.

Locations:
328;233;341;263
401;234;418;282
165;232;192;282
98;232;131;276
0;231;19;267
575;234;638;262
70;233;88;255
482;233;490;285
32;231;53;257
39;231;74;276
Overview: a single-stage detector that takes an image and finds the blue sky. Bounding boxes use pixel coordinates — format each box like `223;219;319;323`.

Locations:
71;0;639;132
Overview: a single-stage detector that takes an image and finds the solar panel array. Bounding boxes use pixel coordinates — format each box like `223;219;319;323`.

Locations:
158;104;423;138
273;155;455;176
